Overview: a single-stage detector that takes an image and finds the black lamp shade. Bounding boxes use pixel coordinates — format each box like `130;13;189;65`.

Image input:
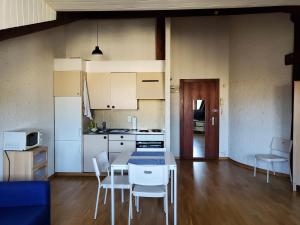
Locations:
92;46;103;55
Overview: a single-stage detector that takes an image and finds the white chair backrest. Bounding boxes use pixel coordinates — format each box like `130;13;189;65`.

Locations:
270;137;292;154
96;152;110;173
92;157;101;184
128;164;169;186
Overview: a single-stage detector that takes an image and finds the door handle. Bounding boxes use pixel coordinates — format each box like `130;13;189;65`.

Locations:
212;117;215;126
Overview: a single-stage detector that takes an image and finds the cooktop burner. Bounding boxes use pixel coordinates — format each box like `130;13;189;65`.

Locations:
138;129;149;132
151;129;162;133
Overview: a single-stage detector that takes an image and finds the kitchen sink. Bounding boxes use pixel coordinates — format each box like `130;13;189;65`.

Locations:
107;129;130;133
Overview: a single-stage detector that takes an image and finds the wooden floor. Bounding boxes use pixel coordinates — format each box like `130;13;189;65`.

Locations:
51;160;300;225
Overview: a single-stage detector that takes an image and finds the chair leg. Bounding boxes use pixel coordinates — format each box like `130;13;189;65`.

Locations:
131;195;133;219
171;170;173;204
267;168;270;183
271;162;275;175
128;188;132;225
94;187;101;220
137;196;139;213
104;188;108;204
121;170;124;204
288;159;293;183
164;196;166;213
254;158;257;177
165;187;168;225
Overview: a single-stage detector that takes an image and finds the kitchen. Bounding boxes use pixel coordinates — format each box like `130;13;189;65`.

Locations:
54;59;167;173
1;4;300;224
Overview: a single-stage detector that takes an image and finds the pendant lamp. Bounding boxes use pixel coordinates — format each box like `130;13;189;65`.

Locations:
92;24;103;55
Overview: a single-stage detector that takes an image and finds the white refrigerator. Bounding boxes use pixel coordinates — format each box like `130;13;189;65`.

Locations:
55;97;83;172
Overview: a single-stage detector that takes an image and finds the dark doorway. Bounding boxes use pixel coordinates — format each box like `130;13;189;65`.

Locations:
180;79;219;159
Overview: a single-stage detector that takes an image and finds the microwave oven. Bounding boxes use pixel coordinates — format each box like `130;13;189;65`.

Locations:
3;130;43;151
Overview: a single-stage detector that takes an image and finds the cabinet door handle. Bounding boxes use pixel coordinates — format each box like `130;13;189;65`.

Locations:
107;105;110;108
112;106;115;109
142;80;159;82
212;117;215;126
120;142;124;145
104;136;107;139
120;136;124;139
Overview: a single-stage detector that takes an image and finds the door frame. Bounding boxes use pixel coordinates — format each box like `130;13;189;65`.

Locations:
180;79;220;160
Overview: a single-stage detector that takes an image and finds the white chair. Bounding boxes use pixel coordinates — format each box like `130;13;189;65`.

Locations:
93;152;130;219
128;164;169;225
254;137;293;183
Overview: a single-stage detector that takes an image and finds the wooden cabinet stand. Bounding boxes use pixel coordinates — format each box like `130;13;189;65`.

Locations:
3;146;48;181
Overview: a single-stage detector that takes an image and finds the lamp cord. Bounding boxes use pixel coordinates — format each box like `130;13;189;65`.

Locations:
4;150;10;182
97;23;99;46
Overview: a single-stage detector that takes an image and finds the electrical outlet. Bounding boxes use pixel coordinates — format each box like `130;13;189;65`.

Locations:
128;116;132;123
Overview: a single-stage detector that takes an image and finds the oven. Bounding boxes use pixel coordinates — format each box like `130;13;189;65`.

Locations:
136;134;165;152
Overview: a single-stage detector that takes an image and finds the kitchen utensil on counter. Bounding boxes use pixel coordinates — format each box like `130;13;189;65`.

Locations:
102;121;107;131
132;116;137;130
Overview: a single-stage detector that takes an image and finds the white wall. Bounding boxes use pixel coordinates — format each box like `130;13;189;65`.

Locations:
0;0;56;30
64;19;156;60
229;13;293;174
0;27;65;180
170;16;230;157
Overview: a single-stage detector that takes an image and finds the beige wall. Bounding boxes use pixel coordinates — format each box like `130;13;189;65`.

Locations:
170;16;230;157
94;100;165;129
229;13;293;174
0;27;65;180
64;19;156;60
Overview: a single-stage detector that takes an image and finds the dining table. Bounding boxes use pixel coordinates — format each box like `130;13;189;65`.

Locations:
110;150;177;225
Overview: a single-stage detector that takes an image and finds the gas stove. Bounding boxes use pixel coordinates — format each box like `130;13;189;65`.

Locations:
136;129;164;135
136;129;165;152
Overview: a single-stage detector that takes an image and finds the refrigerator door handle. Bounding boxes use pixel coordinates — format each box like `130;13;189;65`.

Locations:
78;128;82;138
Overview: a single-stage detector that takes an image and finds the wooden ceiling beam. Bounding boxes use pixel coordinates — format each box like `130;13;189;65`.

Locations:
0;13;81;42
58;6;299;19
155;17;165;60
0;6;300;42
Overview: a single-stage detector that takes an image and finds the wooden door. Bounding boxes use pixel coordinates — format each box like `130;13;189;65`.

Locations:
180;79;219;159
110;73;137;109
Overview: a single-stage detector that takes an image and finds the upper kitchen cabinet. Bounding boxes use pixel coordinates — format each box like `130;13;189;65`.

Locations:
137;72;165;99
54;71;82;97
53;59;86;97
87;73;111;109
87;72;137;110
111;73;137;109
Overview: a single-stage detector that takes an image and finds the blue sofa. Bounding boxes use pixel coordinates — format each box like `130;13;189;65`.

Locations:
0;181;50;225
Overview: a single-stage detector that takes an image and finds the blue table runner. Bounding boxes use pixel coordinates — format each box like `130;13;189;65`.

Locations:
131;152;165;157
127;158;165;165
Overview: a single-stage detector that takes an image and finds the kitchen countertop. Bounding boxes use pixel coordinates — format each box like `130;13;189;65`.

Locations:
84;129;165;135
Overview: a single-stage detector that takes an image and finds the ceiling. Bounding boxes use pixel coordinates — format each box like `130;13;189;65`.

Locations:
46;0;300;11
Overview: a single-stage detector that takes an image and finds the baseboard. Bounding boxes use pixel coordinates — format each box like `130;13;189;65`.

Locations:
229;158;289;178
53;171;124;178
48;173;56;180
54;172;95;177
219;157;229;160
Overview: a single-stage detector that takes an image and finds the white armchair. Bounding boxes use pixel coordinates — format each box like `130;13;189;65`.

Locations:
254;137;292;183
